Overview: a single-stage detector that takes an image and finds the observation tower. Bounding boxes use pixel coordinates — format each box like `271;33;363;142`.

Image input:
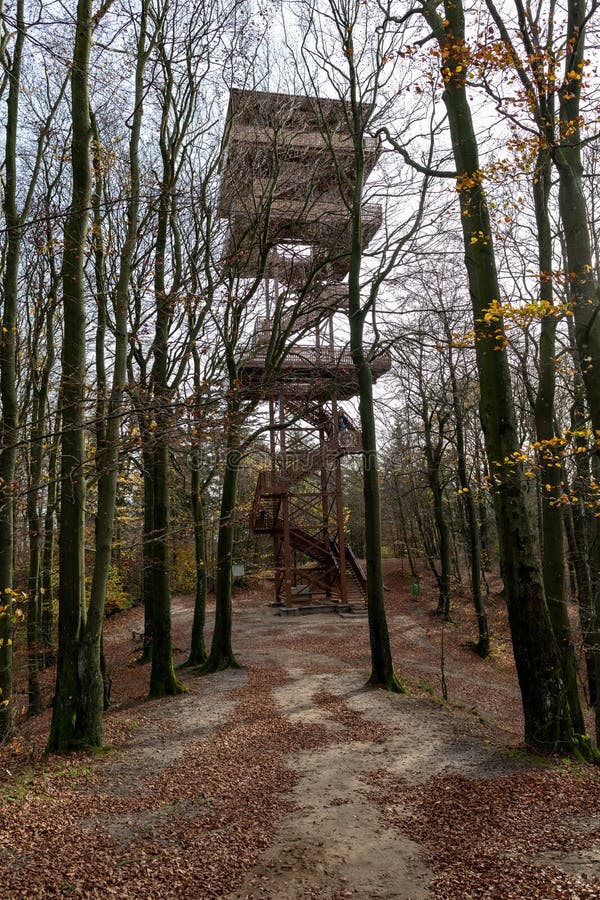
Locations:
219;88;390;610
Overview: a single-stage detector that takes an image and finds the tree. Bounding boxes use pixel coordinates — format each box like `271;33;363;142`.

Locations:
483;0;587;736
554;0;600;438
0;0;64;734
442;302;489;655
24;242;59;714
76;0;157;742
48;0;94;752
415;0;587;754
414;338;453;620
290;0;440;690
0;0;24;738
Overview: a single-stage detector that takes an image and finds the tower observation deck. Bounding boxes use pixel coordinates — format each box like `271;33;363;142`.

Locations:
219;88;391;610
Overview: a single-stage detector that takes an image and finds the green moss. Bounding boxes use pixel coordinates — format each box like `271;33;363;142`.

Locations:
499;746;549;767
148;677;186;699
367;669;407;694
198;653;241;675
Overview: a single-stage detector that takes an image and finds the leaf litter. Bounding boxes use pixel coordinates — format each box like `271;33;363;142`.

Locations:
1;564;599;897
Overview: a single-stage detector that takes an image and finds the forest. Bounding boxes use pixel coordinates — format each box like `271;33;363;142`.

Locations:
2;0;600;891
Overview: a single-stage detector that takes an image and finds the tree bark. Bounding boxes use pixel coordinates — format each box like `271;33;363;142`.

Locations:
26;313;54;713
47;0;93;753
531;146;584;734
41;402;60;664
554;0;600;437
446;337;489;655
200;416;240;673
184;455;208;666
141;437;155;663
422;407;452;621
148;437;185;696
567;317;598;705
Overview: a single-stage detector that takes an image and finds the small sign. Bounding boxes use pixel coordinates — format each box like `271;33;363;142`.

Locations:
232;564;246;578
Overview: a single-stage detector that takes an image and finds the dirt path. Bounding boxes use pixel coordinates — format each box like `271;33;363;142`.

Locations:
2;584;600;898
225;604;540;899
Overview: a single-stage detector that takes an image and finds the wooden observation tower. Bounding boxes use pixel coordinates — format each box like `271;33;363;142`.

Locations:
219;88;390;611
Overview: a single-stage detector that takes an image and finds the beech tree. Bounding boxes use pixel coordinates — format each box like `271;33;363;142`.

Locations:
0;0;66;735
130;0;263;690
78;0;157;739
480;0;592;736
23;227;59;714
410;0;589;754
47;0;94;752
291;0;441;691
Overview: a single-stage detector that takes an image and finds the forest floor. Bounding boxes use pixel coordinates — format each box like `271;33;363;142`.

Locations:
2;561;600;898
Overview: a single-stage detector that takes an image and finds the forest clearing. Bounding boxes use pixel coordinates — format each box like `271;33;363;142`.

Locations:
2;565;600;899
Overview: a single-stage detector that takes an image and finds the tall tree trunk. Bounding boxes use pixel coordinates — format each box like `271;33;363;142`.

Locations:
423;410;452;621
26;288;56;713
78;2;150;744
147;436;184;696
26;388;43;716
531;146;584;733
446;338;489;655
141;436;155;663
26;324;53;714
354;353;404;691
480;8;579;701
145;106;184;697
344;56;403;691
0;0;24;738
553;0;600;745
47;0;93;753
422;0;583;754
554;0;600;437
41;401;60;664
567;316;598;705
75;111;110;745
201;414;240;673
184;454;208;666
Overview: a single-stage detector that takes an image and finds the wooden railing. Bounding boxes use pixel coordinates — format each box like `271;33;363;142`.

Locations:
245;344;391;376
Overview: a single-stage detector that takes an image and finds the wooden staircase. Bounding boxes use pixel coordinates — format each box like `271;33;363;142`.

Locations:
250;403;366;609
